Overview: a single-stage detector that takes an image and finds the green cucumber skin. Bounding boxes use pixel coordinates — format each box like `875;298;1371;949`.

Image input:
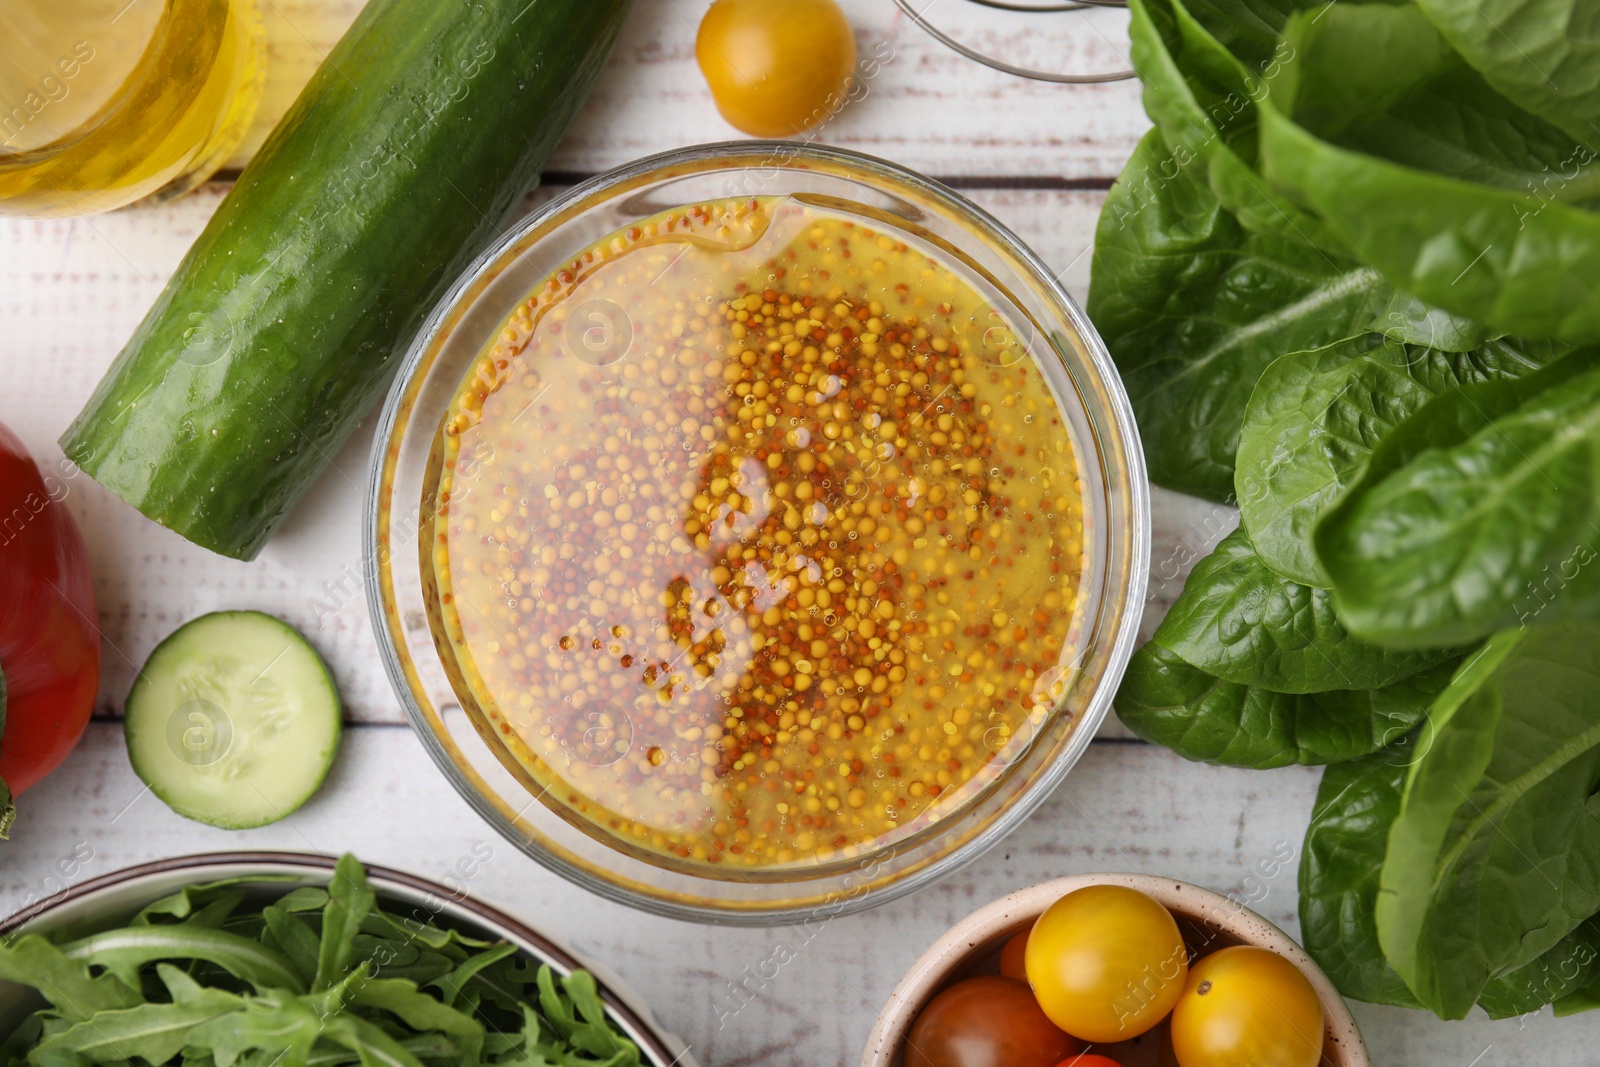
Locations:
61;0;633;560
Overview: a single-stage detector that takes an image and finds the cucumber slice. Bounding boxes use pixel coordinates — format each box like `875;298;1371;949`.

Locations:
125;611;342;829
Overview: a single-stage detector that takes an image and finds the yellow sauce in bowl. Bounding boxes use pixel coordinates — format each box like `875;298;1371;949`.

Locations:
424;195;1089;872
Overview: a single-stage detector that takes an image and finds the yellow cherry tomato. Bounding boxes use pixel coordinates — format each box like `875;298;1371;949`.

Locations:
1024;885;1188;1043
695;0;858;137
1169;946;1324;1067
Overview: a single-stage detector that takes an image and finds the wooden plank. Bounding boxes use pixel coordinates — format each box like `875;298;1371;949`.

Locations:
2;723;1594;1065
0;184;1216;727
233;0;1149;180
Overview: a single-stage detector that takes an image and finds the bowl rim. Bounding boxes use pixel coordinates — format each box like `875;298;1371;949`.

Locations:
859;872;1371;1067
0;850;692;1067
364;139;1153;924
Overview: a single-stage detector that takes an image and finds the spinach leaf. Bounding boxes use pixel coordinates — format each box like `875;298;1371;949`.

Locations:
1479;917;1600;1019
1269;3;1600;197
1317;357;1600;646
1258;7;1600;341
1371;290;1505;353
1089;129;1386;500
1117;643;1458;767
1299;744;1427;1008
1416;0;1600;150
1236;332;1553;585
1150;527;1459;691
1129;0;1345;248
1301;739;1600;1016
1378;623;1600;1018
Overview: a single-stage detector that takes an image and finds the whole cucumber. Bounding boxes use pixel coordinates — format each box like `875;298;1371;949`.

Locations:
61;0;632;559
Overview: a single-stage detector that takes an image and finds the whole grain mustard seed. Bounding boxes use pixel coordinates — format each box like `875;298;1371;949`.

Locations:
425;196;1091;872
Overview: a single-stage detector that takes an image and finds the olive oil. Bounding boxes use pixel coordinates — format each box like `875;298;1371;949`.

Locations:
0;0;263;216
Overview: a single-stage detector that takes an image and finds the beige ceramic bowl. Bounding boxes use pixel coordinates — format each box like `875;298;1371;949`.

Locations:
862;873;1370;1067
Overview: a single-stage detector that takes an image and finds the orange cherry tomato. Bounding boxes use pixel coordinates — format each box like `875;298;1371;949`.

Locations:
999;921;1033;980
1024;885;1188;1043
904;976;1083;1067
1169;946;1324;1067
695;0;858;137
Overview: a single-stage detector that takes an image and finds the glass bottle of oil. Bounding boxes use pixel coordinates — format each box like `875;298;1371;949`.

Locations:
0;0;264;217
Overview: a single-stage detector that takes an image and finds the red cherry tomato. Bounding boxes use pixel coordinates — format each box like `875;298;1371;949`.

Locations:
1054;1058;1123;1067
999;921;1033;980
904;976;1083;1067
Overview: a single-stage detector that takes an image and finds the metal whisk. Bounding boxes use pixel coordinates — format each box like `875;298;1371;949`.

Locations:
892;0;1136;83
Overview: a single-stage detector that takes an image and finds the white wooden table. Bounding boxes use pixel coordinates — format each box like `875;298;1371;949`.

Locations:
0;2;1589;1063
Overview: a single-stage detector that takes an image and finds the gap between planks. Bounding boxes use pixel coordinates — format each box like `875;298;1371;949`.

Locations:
207;169;1120;192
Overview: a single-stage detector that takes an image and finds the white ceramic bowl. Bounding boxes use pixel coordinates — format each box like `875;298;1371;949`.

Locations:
0;851;696;1067
863;873;1370;1067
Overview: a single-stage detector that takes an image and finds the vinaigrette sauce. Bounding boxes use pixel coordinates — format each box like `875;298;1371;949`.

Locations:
425;195;1090;871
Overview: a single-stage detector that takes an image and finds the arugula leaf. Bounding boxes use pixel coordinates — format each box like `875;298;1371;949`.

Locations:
318;1015;425;1067
28;980;241;1067
1089;128;1386;499
1317;358;1600;646
316;854;376;992
188;989;322;1067
271;887;330;914
536;968;641;1066
1150;527;1459;691
0;936;142;1021
350;976;483;1037
1117;643;1457;767
60;926;304;995
432;942;518;1007
1236;332;1556;585
1378;623;1600;1018
1415;0;1600;150
1258;7;1600;341
135;880;293;926
352;935;457;986
261;906;320;987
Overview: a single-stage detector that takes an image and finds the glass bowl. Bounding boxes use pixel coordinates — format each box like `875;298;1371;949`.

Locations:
364;142;1149;924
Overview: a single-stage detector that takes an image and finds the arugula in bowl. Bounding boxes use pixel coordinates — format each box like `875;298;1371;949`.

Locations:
0;855;646;1067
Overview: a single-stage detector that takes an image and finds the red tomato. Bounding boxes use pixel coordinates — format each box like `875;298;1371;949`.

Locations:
904;976;1083;1067
0;422;98;833
999;921;1033;980
1054;1058;1123;1067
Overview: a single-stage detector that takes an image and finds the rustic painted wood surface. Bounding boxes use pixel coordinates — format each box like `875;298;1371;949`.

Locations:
2;1;1595;1063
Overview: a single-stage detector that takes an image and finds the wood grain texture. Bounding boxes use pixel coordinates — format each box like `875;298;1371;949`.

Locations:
0;724;1582;1066
232;0;1150;179
0;184;1211;728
